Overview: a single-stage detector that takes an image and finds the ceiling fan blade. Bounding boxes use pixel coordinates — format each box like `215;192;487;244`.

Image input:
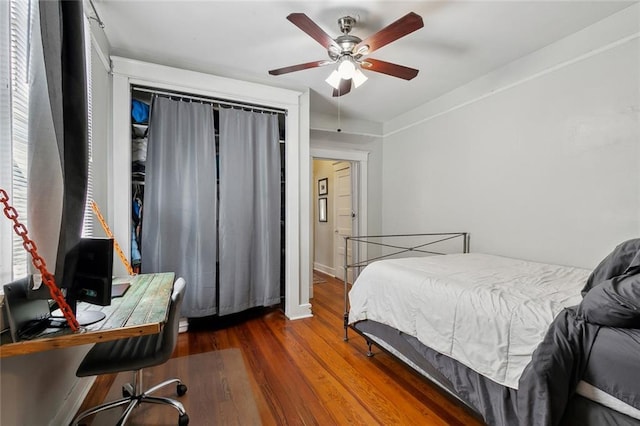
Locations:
355;12;424;55
361;58;419;80
332;78;352;97
269;60;331;76
287;13;339;50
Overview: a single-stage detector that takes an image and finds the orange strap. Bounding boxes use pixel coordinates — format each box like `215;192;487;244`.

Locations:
90;200;135;276
0;188;80;331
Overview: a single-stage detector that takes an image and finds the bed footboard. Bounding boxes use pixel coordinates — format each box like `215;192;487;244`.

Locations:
343;232;470;341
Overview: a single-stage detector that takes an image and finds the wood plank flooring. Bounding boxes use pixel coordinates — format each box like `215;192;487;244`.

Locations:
76;272;485;425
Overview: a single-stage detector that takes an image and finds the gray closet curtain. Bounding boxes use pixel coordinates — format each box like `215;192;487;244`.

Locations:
218;108;281;315
142;97;217;317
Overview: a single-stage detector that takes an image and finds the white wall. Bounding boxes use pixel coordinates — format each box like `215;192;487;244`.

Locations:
382;5;640;269
0;347;92;425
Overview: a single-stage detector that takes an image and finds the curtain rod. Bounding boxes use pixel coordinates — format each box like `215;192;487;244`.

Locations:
132;86;287;115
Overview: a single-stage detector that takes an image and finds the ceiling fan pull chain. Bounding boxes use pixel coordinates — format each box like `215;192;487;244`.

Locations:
337;95;342;132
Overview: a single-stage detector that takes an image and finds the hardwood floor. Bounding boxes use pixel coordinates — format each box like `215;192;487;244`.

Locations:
77;272;485;425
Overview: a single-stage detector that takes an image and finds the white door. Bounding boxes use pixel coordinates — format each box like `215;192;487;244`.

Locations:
333;162;353;283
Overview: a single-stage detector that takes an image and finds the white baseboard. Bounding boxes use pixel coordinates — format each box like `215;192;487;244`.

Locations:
51;376;95;426
179;317;189;333
313;263;335;277
286;302;313;320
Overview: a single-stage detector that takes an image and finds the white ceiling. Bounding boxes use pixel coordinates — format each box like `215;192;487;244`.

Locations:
93;1;634;125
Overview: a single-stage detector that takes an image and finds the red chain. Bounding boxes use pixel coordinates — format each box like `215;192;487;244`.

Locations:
91;201;134;276
0;188;80;331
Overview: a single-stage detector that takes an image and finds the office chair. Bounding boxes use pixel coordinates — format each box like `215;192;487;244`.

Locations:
71;278;189;426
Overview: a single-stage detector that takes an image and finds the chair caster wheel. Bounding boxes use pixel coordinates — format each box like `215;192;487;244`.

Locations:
178;413;189;425
177;383;188;396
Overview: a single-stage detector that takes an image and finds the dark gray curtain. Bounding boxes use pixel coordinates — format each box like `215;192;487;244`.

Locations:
142;97;217;317
218;108;281;315
29;0;87;288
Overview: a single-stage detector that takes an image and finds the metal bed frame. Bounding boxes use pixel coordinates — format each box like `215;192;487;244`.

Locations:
342;232;470;342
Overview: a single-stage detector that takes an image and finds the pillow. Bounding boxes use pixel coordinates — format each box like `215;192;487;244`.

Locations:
582;238;640;296
578;273;640;328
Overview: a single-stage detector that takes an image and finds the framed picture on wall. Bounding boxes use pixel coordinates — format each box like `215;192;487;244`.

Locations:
318;198;328;222
318;178;328;196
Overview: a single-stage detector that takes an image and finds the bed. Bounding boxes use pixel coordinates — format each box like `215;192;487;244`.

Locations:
343;233;640;426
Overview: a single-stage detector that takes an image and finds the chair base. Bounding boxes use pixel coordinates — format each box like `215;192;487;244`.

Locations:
71;370;189;426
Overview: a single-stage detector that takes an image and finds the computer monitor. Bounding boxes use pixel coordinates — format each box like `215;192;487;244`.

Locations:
65;237;114;325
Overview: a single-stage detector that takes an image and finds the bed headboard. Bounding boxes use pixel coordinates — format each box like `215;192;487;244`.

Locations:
345;232;470;272
341;232;469;341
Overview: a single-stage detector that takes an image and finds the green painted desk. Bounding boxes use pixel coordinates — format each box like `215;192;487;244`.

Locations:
0;272;175;358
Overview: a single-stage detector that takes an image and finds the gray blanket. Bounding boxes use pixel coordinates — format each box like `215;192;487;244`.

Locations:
517;307;600;425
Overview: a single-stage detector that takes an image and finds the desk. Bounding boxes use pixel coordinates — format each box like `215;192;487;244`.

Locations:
0;272;175;358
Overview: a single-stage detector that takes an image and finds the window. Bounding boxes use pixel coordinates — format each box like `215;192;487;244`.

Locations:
83;14;94;238
0;0;31;283
0;0;12;285
0;0;94;284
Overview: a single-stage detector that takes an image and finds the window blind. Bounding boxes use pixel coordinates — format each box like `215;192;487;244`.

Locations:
82;14;94;237
0;0;13;284
8;0;31;280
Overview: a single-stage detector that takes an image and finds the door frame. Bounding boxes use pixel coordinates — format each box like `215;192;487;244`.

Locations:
110;57;311;320
310;148;368;294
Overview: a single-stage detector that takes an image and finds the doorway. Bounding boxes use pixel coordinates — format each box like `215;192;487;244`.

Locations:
310;148;368;295
312;159;353;279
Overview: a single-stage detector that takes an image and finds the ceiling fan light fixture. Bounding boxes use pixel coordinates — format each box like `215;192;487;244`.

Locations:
337;56;356;79
325;70;342;89
352;68;368;88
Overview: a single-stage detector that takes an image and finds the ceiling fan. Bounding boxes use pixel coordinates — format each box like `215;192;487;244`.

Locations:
268;12;424;97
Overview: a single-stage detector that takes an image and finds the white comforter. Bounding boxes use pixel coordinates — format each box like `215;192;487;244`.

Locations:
348;253;589;389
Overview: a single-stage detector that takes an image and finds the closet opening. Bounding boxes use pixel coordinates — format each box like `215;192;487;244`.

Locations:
129;85;287;323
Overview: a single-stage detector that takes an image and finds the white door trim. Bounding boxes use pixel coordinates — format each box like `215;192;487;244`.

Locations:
110;57;311;320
